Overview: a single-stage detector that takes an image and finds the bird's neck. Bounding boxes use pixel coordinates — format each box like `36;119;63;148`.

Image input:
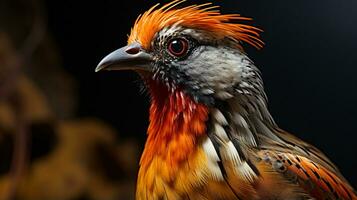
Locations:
139;79;278;170
137;80;281;198
140;79;209;171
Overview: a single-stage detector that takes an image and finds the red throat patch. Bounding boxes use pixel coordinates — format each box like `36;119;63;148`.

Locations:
140;79;209;170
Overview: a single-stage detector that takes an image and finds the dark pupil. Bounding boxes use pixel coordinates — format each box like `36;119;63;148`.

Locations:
170;40;184;54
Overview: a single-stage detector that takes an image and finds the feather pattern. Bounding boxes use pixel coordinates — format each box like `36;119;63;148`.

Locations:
259;150;357;200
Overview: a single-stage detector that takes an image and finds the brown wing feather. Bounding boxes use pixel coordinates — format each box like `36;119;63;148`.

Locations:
274;128;342;176
258;150;357;200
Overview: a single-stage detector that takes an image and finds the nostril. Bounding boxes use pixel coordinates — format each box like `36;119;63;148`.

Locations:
126;46;140;55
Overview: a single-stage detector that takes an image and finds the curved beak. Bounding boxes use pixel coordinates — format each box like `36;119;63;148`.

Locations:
95;42;152;72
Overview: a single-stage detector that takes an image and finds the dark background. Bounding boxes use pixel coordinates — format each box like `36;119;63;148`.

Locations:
45;0;357;187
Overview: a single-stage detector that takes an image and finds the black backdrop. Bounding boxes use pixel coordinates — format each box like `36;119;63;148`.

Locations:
45;0;357;187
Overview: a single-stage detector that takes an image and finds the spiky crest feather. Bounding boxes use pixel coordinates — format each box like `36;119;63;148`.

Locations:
128;0;264;50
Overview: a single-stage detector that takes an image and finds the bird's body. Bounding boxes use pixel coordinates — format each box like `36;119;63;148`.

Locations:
96;1;357;199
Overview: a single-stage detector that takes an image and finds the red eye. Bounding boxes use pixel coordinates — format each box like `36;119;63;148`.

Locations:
167;38;189;57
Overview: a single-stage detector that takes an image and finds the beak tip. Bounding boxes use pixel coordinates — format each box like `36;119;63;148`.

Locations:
95;66;102;72
95;59;109;72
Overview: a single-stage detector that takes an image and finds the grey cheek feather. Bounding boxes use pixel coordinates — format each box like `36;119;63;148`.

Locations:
178;46;254;100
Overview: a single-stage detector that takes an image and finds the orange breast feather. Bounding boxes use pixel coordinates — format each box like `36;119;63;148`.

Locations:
136;79;209;199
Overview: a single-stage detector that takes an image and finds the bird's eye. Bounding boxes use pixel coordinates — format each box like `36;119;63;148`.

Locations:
167;38;189;57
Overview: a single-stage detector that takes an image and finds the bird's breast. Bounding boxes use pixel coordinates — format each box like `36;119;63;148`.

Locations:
135;137;263;200
136;80;258;199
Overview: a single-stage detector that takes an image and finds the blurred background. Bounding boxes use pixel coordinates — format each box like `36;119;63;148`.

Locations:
0;0;356;199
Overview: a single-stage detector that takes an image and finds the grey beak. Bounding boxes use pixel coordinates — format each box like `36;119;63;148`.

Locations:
95;42;152;72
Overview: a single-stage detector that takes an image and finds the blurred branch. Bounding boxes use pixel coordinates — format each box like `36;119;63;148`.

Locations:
0;0;46;199
19;0;46;62
0;0;46;98
6;94;28;200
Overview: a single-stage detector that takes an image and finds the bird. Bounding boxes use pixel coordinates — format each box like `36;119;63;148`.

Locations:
96;0;357;199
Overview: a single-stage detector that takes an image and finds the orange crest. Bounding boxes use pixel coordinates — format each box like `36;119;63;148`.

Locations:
128;0;264;50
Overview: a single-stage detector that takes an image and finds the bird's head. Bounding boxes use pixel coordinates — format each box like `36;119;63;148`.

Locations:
96;0;273;169
96;0;264;106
